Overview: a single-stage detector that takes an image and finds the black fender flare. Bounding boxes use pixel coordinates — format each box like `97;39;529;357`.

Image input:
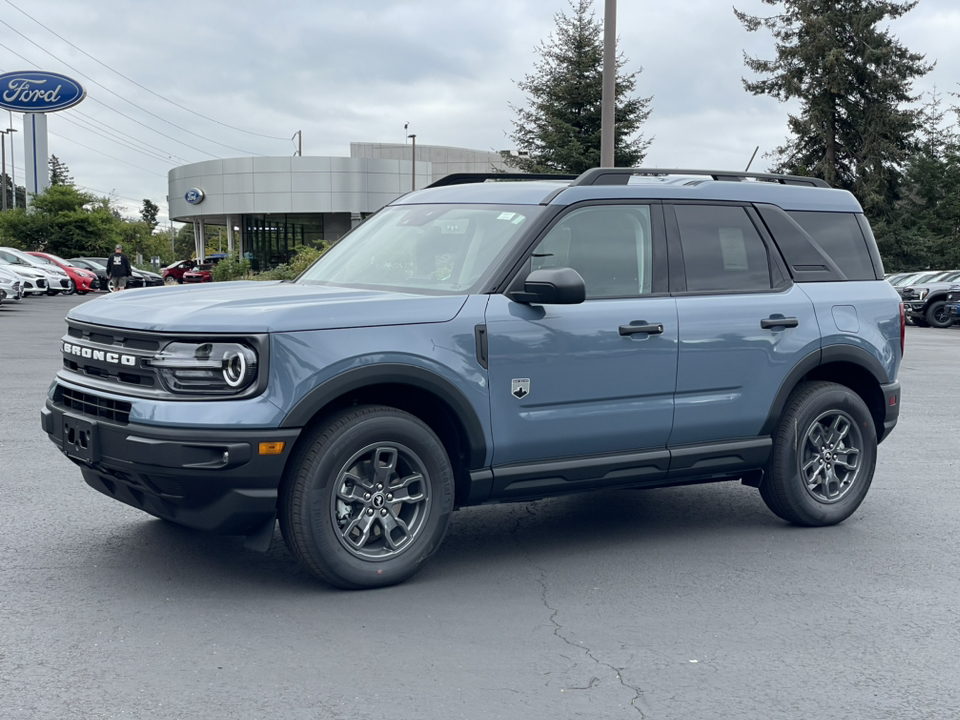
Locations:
760;345;890;437
279;363;488;469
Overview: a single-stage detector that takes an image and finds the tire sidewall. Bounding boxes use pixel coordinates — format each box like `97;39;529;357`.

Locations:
770;385;877;526
926;300;952;328
296;412;454;588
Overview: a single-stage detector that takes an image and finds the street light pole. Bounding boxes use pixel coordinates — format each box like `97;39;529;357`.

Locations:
407;134;417;191
600;0;617;168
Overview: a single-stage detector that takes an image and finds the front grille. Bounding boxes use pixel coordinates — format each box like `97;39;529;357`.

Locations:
58;386;132;424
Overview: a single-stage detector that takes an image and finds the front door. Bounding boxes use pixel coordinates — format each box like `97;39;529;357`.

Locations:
485;204;678;496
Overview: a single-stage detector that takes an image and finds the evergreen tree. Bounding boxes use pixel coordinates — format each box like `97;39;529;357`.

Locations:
140;199;160;231
505;0;652;174
49;155;74;186
736;0;932;220
874;89;960;270
1;173;26;210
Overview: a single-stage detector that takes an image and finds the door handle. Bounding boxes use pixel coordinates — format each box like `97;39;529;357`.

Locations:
760;316;799;329
619;322;664;336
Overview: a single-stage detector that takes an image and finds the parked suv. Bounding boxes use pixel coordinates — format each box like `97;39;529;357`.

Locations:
42;168;903;589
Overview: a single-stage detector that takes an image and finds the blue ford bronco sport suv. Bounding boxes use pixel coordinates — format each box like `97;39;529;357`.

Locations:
42;168;904;589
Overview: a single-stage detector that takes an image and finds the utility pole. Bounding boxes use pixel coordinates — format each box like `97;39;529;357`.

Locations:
1;129;7;211
600;0;617;168
407;134;417;191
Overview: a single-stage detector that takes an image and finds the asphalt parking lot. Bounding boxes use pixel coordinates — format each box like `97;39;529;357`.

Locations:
1;293;958;720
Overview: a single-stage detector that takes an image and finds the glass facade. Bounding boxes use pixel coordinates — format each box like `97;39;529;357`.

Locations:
242;214;325;271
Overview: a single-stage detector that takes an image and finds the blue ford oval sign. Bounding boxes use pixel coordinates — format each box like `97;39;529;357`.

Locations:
0;71;86;113
185;188;205;205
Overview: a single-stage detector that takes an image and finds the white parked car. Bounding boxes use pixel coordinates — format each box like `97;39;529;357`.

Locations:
0;265;23;304
0;247;72;295
0;256;49;295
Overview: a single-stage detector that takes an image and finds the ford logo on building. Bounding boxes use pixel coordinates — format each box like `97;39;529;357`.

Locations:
184;188;205;205
0;71;86;113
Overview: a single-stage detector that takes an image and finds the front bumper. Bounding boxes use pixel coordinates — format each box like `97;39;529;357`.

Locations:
903;301;926;318
42;399;301;534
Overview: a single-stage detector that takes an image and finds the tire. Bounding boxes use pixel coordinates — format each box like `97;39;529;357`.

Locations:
63;279;76;296
279;405;455;589
760;381;877;527
910;317;929;328
925;300;953;329
164;276;177;285
107;279;116;292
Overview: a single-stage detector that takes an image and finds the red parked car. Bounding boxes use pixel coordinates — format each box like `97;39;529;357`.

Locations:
27;251;99;294
162;259;196;284
183;263;214;283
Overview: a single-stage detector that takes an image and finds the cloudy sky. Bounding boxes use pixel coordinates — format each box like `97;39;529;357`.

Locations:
1;0;958;225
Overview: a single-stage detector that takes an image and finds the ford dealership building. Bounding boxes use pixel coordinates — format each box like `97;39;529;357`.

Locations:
166;142;509;268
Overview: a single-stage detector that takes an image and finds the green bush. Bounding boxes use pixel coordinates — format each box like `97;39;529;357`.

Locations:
254;245;326;281
212;253;252;282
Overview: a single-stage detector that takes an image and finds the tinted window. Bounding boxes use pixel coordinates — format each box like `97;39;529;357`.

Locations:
675;205;772;292
788;212;874;280
531;206;654;299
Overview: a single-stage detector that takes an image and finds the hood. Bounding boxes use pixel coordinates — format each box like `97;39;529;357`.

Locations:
5;265;46;279
67;281;469;333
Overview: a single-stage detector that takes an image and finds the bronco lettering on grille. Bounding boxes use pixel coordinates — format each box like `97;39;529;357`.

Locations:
62;341;136;367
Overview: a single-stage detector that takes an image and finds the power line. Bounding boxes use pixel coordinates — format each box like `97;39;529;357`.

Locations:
3;0;290;142
69;108;191;164
47;128;167;177
59;112;180;165
0;17;266;156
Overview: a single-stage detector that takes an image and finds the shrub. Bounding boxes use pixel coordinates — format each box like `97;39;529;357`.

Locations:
254;244;326;281
212;253;252;282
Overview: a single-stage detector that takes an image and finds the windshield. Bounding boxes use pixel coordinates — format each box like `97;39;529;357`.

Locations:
298;204;542;294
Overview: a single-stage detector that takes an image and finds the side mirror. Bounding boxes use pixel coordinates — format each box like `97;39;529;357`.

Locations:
509;267;586;305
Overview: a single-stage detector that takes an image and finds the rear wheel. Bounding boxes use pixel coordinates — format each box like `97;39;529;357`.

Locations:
279;406;455;589
925;300;953;328
760;382;876;526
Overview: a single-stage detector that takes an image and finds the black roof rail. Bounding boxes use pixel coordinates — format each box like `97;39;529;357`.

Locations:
426;172;578;188
571;168;831;189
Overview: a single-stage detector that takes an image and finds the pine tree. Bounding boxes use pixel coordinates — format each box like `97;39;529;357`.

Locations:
736;0;931;220
49;155;74;186
140;199;160;231
505;0;652;174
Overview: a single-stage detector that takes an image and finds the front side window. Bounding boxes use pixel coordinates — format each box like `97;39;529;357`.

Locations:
530;205;654;299
675;205;772;293
298;204;541;294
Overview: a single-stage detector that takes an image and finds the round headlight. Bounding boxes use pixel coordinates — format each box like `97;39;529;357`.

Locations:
223;348;252;387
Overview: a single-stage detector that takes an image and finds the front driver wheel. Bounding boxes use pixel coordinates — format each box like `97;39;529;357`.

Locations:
164;276;177;285
62;279;76;296
760;381;877;526
279;406;454;589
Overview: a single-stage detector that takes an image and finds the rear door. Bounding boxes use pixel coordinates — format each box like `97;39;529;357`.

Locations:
666;203;821;447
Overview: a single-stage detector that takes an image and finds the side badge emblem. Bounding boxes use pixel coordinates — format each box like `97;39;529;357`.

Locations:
511;378;530;399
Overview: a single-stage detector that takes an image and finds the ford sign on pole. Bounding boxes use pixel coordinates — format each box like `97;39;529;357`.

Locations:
0;70;86;208
0;71;86;113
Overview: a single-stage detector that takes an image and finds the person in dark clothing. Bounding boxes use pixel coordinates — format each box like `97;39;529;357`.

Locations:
109;244;132;291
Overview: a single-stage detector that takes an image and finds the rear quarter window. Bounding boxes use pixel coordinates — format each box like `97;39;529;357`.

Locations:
787;211;875;281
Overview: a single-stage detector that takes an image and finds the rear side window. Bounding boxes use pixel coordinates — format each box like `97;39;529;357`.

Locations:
675;205;772;293
787;212;875;280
